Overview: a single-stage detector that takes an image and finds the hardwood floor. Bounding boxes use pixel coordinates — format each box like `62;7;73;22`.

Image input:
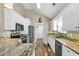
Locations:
35;39;54;56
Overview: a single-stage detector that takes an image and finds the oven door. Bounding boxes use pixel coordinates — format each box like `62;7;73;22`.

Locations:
21;34;27;43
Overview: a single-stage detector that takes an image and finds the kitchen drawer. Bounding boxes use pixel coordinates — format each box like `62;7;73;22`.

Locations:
62;45;79;56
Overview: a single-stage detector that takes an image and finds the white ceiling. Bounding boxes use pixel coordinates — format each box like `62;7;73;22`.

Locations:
22;3;68;19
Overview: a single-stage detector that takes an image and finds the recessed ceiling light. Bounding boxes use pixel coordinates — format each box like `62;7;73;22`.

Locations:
52;3;56;6
37;3;41;9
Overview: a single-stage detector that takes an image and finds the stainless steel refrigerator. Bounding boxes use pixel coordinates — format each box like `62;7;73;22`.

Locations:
28;25;34;43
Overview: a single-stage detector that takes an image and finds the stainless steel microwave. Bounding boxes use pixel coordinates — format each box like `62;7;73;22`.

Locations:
16;23;24;31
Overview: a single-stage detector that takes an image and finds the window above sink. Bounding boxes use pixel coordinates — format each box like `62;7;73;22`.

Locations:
53;16;67;33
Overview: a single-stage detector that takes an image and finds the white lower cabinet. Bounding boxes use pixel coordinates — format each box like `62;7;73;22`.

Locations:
62;45;79;56
48;37;55;53
48;37;79;56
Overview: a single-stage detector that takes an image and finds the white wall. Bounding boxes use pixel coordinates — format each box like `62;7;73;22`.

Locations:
51;4;70;31
62;4;79;31
51;3;79;32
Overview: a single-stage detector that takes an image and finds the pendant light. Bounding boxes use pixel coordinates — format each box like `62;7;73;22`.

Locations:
38;17;42;23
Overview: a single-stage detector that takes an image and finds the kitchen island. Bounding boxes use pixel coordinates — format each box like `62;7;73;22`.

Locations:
0;38;34;56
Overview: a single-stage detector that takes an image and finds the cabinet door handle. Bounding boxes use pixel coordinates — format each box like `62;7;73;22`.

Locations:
67;50;70;52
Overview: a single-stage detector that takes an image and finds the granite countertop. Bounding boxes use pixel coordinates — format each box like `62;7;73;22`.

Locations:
0;37;21;48
0;43;33;56
3;43;33;56
49;35;79;54
0;37;34;56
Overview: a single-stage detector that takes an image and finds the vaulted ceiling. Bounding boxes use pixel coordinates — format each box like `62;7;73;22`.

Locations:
22;3;68;19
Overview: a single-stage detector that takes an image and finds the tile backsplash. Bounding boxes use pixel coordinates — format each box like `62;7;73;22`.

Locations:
67;32;79;40
4;31;11;37
0;31;11;38
0;32;4;38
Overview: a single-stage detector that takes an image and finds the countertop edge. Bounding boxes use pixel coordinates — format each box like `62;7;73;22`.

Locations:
48;35;79;54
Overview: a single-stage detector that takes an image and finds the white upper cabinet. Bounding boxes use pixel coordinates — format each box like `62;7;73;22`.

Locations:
62;4;79;31
4;8;15;30
4;8;26;30
4;8;31;35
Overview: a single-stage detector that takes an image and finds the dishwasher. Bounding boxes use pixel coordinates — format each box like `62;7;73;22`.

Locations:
55;40;62;56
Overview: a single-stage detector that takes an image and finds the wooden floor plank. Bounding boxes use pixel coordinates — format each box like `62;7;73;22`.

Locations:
35;39;54;56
